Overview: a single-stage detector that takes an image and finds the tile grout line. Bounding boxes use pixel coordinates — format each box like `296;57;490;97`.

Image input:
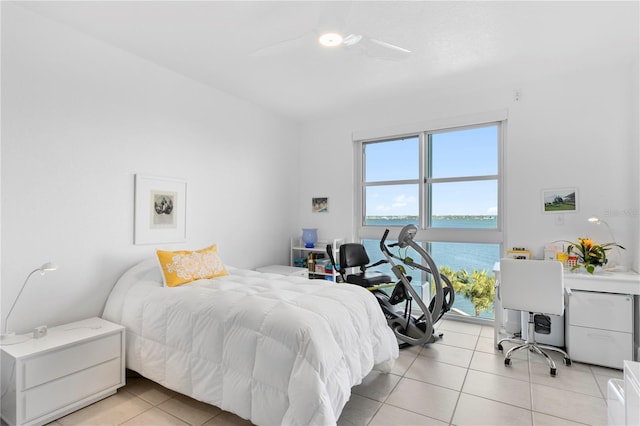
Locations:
117;388;161;426
444;325;481;425
366;344;420;425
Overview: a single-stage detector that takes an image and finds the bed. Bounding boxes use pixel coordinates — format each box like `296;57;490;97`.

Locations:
102;256;399;425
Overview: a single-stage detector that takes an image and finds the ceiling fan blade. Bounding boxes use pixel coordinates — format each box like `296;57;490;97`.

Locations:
250;33;312;57
347;37;411;61
342;34;363;46
369;38;411;54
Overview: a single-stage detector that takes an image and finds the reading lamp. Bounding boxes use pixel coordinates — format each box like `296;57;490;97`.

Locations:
1;262;57;344
588;217;626;271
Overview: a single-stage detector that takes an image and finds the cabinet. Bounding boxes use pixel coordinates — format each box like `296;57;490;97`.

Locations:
255;265;309;277
624;361;640;426
563;271;640;368
290;238;343;281
1;317;125;426
565;289;634;369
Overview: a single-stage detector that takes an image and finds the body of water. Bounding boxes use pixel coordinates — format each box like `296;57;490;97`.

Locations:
362;216;499;319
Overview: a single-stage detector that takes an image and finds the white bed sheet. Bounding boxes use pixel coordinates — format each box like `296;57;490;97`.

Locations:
102;259;398;425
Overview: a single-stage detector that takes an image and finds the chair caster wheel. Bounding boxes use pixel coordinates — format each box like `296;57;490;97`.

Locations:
497;343;503;351
564;358;572;366
504;358;511;366
550;368;557;377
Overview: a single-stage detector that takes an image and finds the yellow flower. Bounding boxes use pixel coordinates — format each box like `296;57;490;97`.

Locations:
579;238;593;249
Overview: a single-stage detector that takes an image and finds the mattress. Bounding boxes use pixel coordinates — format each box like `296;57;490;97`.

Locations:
102;258;398;425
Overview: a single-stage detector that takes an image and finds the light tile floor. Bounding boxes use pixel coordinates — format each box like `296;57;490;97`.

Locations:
31;319;621;425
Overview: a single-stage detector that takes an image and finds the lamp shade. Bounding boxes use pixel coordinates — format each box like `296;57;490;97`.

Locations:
587;217;627;271
39;262;58;273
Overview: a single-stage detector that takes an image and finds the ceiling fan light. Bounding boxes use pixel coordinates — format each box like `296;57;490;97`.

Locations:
318;32;343;47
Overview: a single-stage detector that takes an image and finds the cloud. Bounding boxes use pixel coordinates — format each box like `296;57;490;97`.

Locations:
375;194;417;213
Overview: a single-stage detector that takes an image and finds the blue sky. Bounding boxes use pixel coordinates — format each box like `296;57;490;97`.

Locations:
365;126;498;216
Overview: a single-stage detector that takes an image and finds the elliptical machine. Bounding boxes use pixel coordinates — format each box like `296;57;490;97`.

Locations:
379;224;455;346
327;224;455;347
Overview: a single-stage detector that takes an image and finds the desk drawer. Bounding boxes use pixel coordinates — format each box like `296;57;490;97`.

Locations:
568;325;633;369
23;333;121;389
568;291;633;332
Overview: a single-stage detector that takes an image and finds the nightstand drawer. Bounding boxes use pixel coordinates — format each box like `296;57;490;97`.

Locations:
23;358;121;423
23;333;121;389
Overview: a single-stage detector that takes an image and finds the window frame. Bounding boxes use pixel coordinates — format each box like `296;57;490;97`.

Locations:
354;120;505;247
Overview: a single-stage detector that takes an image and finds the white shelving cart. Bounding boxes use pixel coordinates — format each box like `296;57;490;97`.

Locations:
290;238;343;282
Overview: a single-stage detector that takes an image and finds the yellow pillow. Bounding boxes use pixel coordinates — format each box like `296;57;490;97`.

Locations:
156;244;228;287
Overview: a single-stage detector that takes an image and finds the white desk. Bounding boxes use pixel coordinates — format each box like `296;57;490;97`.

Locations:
563;271;640;295
494;266;640;369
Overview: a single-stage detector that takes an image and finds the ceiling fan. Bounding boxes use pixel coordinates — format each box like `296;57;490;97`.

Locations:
252;30;411;61
251;5;412;61
319;31;411;57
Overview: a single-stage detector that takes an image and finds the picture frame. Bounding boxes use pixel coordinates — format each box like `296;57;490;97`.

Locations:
134;174;187;244
312;197;328;213
542;187;578;213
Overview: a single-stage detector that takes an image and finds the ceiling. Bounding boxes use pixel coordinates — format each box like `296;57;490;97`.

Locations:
16;1;640;122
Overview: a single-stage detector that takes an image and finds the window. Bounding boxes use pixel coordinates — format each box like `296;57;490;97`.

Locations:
356;120;503;321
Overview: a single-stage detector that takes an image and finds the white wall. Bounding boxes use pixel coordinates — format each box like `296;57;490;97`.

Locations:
632;58;640;273
298;63;639;271
2;4;638;336
1;4;300;333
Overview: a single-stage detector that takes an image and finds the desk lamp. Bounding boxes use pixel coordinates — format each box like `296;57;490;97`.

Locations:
588;217;627;271
1;262;57;344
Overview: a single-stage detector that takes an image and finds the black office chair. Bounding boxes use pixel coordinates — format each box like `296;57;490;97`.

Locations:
328;243;391;287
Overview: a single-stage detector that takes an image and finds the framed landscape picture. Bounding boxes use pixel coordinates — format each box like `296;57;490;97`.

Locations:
134;174;187;244
542;187;577;213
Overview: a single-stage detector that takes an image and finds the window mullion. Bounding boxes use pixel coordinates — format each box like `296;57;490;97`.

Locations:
421;132;429;230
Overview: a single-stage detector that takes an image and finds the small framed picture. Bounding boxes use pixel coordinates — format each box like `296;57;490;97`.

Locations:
542;188;578;213
312;197;328;213
134;174;187;244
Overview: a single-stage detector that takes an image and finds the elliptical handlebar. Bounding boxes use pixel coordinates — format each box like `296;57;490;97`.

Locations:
379;229;404;257
379;229;390;253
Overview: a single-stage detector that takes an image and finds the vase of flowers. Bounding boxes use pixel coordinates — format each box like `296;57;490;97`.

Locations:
560;238;625;274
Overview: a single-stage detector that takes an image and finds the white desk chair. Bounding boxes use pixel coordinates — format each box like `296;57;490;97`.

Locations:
497;258;572;376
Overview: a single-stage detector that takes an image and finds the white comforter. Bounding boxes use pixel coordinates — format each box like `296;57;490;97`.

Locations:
102;259;398;425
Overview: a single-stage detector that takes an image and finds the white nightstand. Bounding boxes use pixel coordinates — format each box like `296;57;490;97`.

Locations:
256;265;309;277
1;317;125;426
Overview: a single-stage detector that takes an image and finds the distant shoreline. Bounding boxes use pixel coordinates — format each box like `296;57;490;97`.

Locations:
366;215;497;220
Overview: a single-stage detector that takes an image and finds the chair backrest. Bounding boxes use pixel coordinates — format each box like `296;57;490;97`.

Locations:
339;243;370;269
499;258;565;316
